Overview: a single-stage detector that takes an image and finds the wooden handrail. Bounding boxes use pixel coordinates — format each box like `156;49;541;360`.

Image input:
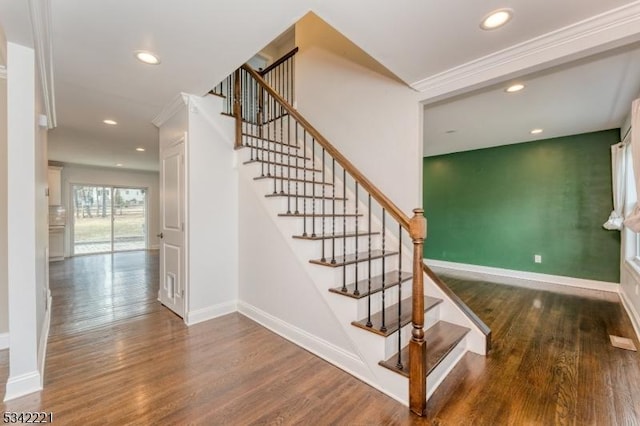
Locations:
422;262;492;352
241;64;412;231
259;47;299;76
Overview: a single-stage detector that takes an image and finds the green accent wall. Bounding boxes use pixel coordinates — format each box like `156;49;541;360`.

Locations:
423;129;620;283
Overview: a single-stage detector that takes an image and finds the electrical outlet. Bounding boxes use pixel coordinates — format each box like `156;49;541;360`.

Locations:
534;254;542;264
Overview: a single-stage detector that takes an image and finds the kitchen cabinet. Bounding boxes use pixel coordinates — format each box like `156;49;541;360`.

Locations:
48;166;62;206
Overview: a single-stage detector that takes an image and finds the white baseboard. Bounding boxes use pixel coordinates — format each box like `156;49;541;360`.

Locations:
426;259;620;293
185;300;237;326
236;301;409;405
4;371;42;402
0;333;8;350
619;287;640;342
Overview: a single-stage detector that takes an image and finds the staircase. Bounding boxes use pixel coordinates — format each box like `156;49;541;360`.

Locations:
210;52;490;416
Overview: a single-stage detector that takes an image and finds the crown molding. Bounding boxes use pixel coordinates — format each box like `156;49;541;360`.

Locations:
0;65;6;80
412;1;640;101
151;93;190;127
28;0;56;128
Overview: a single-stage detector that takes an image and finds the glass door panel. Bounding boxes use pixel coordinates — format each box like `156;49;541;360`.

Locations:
72;185;112;255
113;187;147;252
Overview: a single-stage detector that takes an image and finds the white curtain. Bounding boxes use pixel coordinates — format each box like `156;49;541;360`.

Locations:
623;99;640;231
603;142;626;230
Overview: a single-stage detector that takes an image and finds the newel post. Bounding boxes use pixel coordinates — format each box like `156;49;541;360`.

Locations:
409;208;427;416
233;68;242;149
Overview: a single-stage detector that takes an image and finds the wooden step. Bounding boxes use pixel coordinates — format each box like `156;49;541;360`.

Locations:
267;193;346;201
254;176;333;186
352;296;442;337
329;270;411;299
242;133;298;149
293;230;377;240
378;321;470;377
243;159;321;172
310;249;396;268
239;146;310;161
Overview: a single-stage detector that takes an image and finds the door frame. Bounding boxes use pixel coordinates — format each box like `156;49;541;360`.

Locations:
68;182;150;256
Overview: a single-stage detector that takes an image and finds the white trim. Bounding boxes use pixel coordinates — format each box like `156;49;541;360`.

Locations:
152;93;189;127
426;259;620;293
619;286;640;342
37;292;52;387
412;1;640;100
0;65;6;79
427;339;466;400
237;301;408;407
0;333;8;350
3;371;42;401
28;0;56;128
184;300;237;326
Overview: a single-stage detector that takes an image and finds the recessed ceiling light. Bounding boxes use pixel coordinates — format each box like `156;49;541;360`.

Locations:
103;119;118;125
134;50;161;65
530;128;543;135
480;9;514;30
116;163;123;167
505;83;525;93
135;147;145;152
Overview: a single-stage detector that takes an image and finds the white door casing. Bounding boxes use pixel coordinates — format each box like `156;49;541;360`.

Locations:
159;136;186;318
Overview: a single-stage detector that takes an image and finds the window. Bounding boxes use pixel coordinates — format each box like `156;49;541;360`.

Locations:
622;136;640;271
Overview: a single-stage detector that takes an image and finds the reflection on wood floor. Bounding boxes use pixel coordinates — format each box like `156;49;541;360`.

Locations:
1;251;639;424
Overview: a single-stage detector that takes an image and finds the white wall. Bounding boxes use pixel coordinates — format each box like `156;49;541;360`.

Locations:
294;13;423;215
0;50;7;339
60;164;160;257
238;176;357;353
185;95;238;319
5;41;44;400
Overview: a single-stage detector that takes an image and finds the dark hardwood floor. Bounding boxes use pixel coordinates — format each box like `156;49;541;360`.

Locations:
1;252;639;425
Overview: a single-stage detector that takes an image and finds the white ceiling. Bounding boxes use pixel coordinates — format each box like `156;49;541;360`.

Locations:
0;0;639;170
423;44;640;156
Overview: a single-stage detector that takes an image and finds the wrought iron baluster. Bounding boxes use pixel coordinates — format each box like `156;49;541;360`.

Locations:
366;194;372;327
341;168;347;292
354;182;359;296
311;137;316;238
331;159;336;264
380;208;387;333
397;225;403;370
321;148;326;262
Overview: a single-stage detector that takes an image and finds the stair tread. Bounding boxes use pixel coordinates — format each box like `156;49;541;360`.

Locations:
254;176;333;186
378;321;470;377
329;270;411;299
293;230;378;240
239;146;310;161
279;213;363;218
267;193;347;201
352;296;442;337
243;159;321;172
242;133;298;149
310;249;397;268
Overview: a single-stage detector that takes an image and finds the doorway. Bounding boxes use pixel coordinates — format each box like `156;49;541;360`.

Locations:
71;185;148;255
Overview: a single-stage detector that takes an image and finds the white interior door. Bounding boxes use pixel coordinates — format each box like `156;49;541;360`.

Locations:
159;137;186;318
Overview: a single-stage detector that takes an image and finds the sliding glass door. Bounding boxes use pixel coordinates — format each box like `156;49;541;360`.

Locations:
113;188;146;252
72;185;147;255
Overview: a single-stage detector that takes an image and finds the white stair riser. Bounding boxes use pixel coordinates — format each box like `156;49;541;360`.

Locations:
312;256;400;284
383;304;441;359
